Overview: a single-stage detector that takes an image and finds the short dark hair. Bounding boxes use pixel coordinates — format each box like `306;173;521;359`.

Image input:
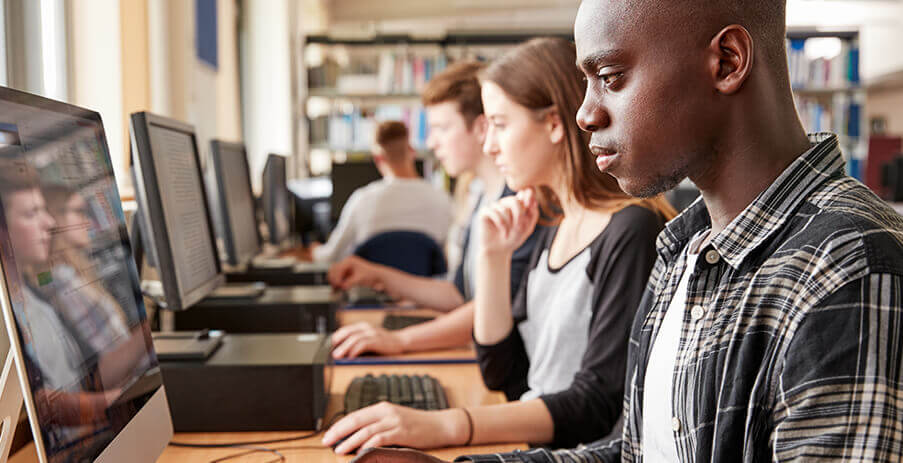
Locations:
374;121;410;163
375;120;408;147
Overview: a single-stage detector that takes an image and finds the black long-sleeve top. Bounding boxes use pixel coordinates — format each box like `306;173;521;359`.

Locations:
474;205;663;449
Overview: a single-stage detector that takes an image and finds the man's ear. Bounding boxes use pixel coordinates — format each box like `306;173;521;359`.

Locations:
372;151;386;167
707;24;754;95
471;114;488;143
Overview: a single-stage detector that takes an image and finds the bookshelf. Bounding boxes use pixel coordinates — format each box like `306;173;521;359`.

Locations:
787;29;866;179
300;30;866;181
300;33;571;177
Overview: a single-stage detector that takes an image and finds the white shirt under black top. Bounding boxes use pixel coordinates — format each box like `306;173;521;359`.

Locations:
641;231;707;462
474;205;665;448
312;177;454;263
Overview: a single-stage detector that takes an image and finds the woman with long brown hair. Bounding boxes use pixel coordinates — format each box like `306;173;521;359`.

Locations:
323;37;676;453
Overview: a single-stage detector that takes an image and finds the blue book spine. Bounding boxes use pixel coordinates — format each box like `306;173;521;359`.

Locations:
418;109;428;147
847;158;862;181
848;103;861;137
848;47;860;84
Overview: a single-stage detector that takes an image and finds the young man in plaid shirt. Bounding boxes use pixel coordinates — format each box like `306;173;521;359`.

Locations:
352;0;903;461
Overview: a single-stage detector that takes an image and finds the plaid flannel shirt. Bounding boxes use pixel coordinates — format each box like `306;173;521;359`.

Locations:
460;133;903;462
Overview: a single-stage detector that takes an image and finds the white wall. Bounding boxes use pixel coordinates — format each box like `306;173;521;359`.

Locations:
147;0;242;170
68;0;126;193
868;88;903;135
241;0;294;193
216;0;242;140
787;0;903;82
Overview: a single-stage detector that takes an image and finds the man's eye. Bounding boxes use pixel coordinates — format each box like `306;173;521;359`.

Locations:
598;71;623;87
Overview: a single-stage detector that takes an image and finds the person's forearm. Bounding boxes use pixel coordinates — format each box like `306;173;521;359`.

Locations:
468;399;555;445
474;250;514;344
397;302;474;352
377;266;465;311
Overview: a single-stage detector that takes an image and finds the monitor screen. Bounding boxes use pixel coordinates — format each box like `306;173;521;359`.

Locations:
210;141;260;266
329;159;425;222
329;161;381;223
130;112;223;311
0;89;163;462
262;154;291;246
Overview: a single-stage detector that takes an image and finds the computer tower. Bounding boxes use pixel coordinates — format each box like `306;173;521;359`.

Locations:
159;333;330;432
172;286;338;334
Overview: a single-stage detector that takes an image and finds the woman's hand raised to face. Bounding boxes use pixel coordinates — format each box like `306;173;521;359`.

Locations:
478;188;539;257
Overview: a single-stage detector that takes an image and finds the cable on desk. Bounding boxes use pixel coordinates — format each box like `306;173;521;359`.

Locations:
170;411;346;449
208;444;326;463
200;412;347;463
207;445;286;463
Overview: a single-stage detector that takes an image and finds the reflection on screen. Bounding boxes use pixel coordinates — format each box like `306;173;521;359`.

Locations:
146;124;218;298
218;145;259;264
0;102;159;463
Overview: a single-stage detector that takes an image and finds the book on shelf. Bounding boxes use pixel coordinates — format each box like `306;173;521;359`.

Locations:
309;50;448;96
793;93;861;136
313;104;430;152
787;37;860;89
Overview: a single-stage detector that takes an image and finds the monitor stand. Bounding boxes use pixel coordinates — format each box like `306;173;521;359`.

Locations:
250;255;296;270
206;281;266;300
0;352;23;463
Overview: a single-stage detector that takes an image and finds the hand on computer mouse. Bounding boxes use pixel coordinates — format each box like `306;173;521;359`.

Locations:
331;322;405;358
351;447;450;463
328;256;386;290
323;402;468;454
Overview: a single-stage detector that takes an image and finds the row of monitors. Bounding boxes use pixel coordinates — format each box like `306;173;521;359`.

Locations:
131;113;300;312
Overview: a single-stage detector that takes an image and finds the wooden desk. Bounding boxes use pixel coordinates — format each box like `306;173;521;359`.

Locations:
11;358;523;462
11;305;513;461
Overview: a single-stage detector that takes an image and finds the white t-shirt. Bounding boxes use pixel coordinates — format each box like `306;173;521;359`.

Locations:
312;177;454;263
642;233;706;461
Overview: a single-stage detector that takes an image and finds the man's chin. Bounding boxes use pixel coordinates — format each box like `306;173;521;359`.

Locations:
616;175;683;199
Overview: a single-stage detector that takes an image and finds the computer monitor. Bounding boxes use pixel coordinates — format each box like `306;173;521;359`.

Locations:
261;154;293;246
208;140;261;266
129;112;225;312
329;159;426;222
0;87;171;463
882;156;903;201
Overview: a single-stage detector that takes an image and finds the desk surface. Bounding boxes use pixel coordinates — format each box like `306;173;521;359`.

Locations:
11;308;521;462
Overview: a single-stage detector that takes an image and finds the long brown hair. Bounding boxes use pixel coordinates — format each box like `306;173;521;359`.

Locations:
480;37;676;221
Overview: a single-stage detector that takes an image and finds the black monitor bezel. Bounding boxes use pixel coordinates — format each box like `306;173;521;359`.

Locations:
262;153;291;246
209;140;262;266
129;111;224;312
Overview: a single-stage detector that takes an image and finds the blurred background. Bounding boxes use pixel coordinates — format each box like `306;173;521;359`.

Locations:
3;0;903;206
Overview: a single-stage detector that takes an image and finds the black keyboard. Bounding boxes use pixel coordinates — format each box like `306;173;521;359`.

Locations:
381;314;436;331
344;374;448;413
